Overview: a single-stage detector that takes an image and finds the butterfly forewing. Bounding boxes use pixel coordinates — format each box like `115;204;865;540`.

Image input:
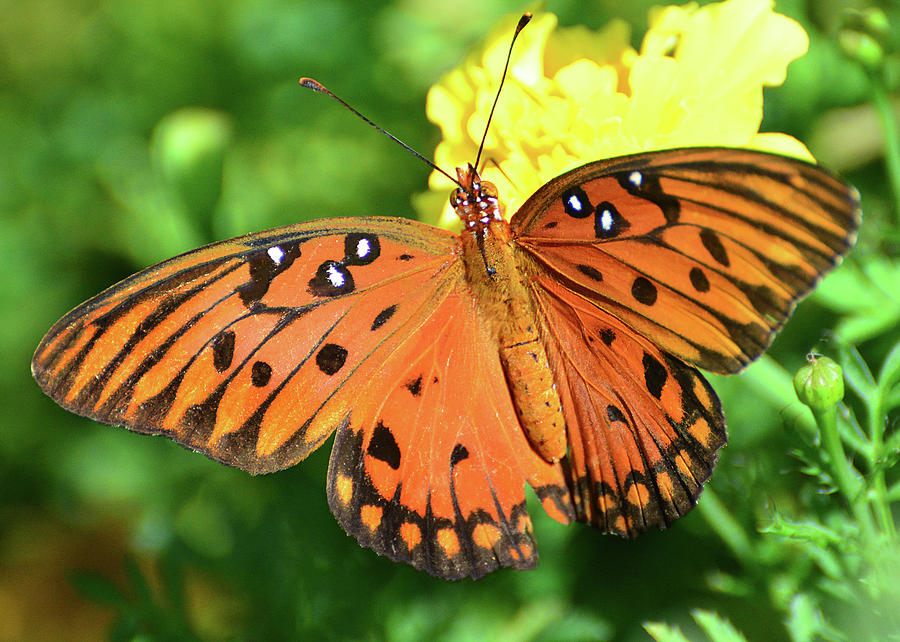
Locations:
511;147;860;374
32;217;461;472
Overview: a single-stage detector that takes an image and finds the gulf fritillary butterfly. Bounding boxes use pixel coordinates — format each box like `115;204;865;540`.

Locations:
32;21;859;580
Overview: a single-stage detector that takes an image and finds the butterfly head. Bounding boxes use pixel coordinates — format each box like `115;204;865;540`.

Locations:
451;164;503;229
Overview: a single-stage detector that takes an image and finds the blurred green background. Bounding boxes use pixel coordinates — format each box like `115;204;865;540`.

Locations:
2;0;898;640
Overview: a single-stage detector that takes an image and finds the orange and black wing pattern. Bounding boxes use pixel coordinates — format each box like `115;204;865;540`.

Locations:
32;214;577;580
512;147;860;374
510;147;858;535
327;292;573;579
32;217;460;474
530;273;725;536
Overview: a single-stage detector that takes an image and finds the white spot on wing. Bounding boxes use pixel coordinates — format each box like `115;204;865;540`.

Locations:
326;264;345;288
628;171;642;187
566;194;583;212
356;237;371;259
600;209;614;232
267;246;285;264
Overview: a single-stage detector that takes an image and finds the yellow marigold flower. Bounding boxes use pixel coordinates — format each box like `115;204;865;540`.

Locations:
416;0;811;229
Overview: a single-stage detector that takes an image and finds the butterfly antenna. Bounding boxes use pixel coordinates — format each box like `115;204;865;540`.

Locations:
473;12;532;172
299;77;462;187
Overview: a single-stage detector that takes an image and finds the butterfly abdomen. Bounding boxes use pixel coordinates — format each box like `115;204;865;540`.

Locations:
461;219;567;462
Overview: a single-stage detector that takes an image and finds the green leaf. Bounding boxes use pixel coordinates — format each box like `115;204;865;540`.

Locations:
836;408;870;459
760;513;843;547
884;432;900;469
644;612;749;642
644;622;692;642
693;610;748;642
785;594;845;642
822;258;900;343
151;107;232;225
878;340;900;399
833;340;876;401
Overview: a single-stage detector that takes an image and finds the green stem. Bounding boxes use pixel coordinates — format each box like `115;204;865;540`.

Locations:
869;70;900;222
698;486;754;560
814;403;881;552
866;394;896;539
871;474;895;538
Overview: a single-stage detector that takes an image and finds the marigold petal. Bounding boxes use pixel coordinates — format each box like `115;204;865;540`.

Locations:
748;132;814;160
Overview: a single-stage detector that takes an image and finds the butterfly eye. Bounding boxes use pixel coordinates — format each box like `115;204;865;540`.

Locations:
480;181;498;200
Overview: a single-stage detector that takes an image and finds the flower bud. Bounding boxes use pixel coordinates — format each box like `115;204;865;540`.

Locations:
838;30;884;70
838;8;891;70
794;354;845;411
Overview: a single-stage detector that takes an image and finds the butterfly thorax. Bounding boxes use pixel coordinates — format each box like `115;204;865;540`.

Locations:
453;165;567;463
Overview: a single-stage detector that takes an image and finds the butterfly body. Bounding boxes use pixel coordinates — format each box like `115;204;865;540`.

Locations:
455;164;567;461
33;147;859;579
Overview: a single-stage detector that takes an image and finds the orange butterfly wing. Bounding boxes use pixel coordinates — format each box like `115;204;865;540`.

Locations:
32;215;573;579
530;274;725;535
32;217;461;472
327;293;571;579
513;147;860;374
510;147;859;535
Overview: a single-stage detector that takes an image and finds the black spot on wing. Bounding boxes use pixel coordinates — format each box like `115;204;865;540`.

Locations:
632;277;658;306
615;170;680;223
309;261;355;297
450;444;469;467
576;264;603;282
689;267;710;292
599;329;615;346
316;343;348;375
251;361;272;387
212;330;236;373
607;405;625;423
343;233;381;266
593;201;630;239
371;304;397;331
642;352;667;399
405;375;423;397
700;229;730;267
367;421;401;470
562;186;592;219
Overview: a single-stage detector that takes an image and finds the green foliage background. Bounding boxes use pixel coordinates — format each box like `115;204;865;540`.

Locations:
2;0;898;640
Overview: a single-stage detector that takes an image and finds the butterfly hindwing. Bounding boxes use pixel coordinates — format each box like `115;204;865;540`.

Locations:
511;147;860;374
529;272;726;535
327;292;574;580
32;217;461;473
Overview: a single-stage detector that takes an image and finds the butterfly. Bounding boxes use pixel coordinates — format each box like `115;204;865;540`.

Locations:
32;142;859;579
